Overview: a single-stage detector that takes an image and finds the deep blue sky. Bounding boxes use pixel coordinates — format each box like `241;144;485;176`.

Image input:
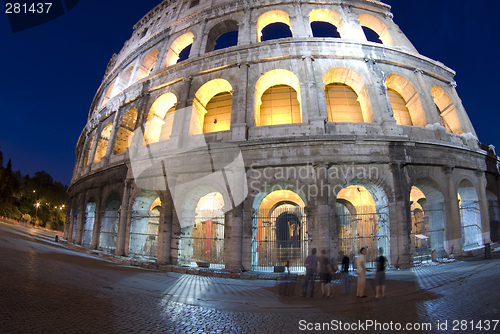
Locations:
0;1;498;185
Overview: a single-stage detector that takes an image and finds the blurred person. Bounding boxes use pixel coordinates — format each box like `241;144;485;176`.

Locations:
355;247;367;297
301;248;319;297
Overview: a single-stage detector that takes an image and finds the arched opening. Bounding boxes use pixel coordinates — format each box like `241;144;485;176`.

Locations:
82;133;95;167
325;83;364;122
358;14;394;45
190;79;232;135
177;187;227;268
99;193;121;254
165;32;194;67
205;20;239;53
143;93;177;145
335;182;390;268
410;180;447;263
129;190;161;259
257;10;293;42
457;179;482;251
386;74;427;127
309;9;343;38
323;68;373;123
82;200;96;248
98;82;115;108
115;66;133;92
431;86;463;134
180;192;225;267
136;49;158;81
114;108;138;154
251;186;308;272
254;69;302;126
486;187;500;242
94;122;113;163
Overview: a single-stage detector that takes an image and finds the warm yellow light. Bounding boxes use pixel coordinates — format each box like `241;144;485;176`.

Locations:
358;14;394;46
165;32;194;67
309;9;344;37
35;203;40;207
256;10;292;42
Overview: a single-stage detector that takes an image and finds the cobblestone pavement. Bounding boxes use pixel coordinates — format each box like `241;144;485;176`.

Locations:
1;220;499;334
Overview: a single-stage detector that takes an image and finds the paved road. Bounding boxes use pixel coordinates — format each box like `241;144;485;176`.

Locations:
1;220;499;333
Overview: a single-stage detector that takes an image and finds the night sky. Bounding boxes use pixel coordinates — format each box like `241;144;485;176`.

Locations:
0;1;498;185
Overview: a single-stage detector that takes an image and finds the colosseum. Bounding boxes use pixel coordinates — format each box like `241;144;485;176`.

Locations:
65;0;500;272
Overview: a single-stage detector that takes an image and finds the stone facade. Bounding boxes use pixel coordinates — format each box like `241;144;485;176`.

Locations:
66;0;500;271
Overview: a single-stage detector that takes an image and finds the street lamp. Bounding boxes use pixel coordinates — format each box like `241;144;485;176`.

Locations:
35;202;40;220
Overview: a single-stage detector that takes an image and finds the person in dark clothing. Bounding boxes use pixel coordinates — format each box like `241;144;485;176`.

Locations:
375;248;387;299
341;253;350;294
302;248;318;297
319;250;334;297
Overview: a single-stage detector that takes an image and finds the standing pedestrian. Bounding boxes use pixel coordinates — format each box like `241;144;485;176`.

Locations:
374;248;387;299
355;247;367;298
341;252;350;294
319;250;334;297
301;248;319;297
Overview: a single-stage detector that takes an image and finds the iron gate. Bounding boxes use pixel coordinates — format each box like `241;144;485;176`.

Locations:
460;201;482;250
190;210;224;266
99;210;120;254
410;203;446;263
336;204;389;269
251;207;308;272
82;208;95;248
129;209;160;259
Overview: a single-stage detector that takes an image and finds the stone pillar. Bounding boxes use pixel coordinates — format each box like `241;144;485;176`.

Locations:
116;180;132;256
90;192;103;250
291;3;308;38
303;56;326;135
75;202;86;245
169;76;193;148
476;170;492;245
157;195;173;264
170;209;180;265
232;62;249;141
242;206;254;271
224;203;244;272
238;8;252;45
447;82;476;135
191;19;208;58
65;199;75;241
340;5;367;41
414;69;441;125
443;166;462;255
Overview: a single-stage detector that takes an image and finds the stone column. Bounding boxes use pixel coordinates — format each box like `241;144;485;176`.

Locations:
303;56;326;135
414;69;441;125
241;206;254;271
447;82;476;135
75;202;86;245
116;179;132;256
65;198;75;241
224;203;244;272
291;3;308;38
170;209;180;265
157;194;173;264
232;62;249;141
443;166;462;255
90;190;103;250
191;19;208;58
339;5;367;41
238;8;252;45
169;76;193;148
476;170;492;245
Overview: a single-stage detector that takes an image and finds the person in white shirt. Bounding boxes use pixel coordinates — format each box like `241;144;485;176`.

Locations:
355;247;367;298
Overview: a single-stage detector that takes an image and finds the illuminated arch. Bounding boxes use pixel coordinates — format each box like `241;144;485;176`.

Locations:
94;121;113;163
385;74;427;127
82;133;95;166
98;82;115;108
457;179;482;250
114;108;138;154
256;10;293;42
144;93;177;144
358;14;394;45
431;86;463;134
254;69;302;126
165;32;194;67
115;66;133;91
323;68;373;123
136;49;159;81
190;79;233;134
309;9;344;38
205;20;239;53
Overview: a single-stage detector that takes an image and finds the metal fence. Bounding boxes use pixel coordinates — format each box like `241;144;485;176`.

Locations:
129;209;160;259
460;201;482;251
191;211;225;266
99;210;120;254
410;203;446;263
251;207;308;272
336;204;389;269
